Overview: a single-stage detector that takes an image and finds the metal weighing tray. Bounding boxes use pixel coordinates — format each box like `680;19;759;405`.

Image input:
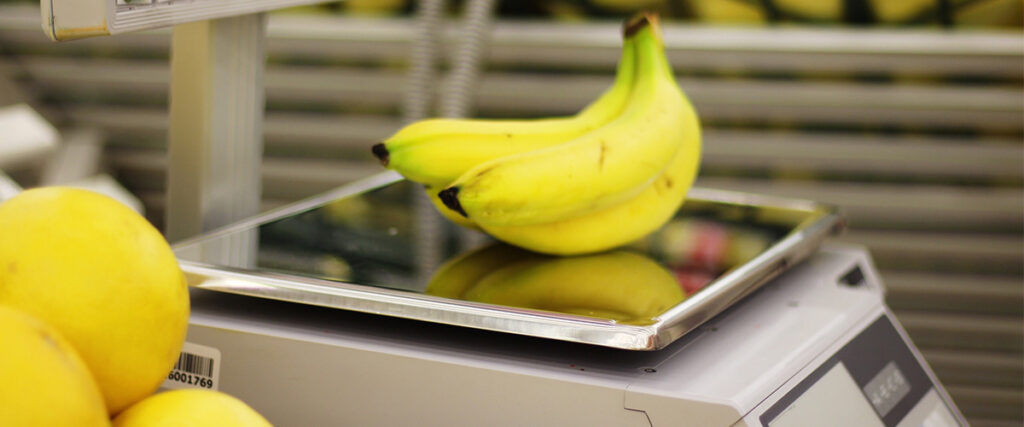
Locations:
174;171;844;351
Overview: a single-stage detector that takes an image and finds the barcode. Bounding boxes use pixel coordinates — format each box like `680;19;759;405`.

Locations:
174;352;214;377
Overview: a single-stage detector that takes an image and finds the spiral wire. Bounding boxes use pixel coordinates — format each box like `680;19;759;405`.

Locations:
403;0;448;283
439;0;499;252
439;0;498;119
404;0;499;280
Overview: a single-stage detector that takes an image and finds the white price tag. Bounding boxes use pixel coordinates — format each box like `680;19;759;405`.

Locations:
161;342;221;391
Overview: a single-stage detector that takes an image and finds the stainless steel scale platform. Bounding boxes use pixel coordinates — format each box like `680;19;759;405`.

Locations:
167;173;966;426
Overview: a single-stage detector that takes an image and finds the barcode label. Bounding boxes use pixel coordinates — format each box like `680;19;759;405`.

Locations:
161;342;221;391
175;352;214;377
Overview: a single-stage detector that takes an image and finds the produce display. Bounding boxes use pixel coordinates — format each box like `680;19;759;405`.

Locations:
0;187;270;426
374;13;701;255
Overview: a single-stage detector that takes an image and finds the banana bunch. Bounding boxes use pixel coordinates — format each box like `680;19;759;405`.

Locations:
372;13;701;255
425;243;686;324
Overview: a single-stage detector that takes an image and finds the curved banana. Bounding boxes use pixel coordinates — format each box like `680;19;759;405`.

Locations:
477;114;700;255
460;249;686;323
439;15;688;227
372;36;638;187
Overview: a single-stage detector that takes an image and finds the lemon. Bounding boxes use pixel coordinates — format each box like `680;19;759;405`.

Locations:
0;187;190;415
113;389;272;427
0;305;109;426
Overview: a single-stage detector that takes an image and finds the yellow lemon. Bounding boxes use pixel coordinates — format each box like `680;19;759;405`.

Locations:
113;389;272;427
0;187;189;415
0;305;109;426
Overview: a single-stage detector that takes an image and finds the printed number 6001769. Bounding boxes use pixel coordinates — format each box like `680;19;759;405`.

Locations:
168;371;213;389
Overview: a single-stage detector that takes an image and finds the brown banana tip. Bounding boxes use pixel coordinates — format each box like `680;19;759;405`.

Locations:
623;12;656;38
371;143;389;165
438;187;468;218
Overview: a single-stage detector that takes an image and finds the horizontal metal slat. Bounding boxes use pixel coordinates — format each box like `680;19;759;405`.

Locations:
0;57;407;109
260;112;399;147
62;107;168;143
265;66;406;107
841;230;1022;274
966;419;1024;427
695;177;1023;232
944;384;1024;422
702;129;1023;180
883;271;1024;315
474;73;1023;130
921;348;1023;389
108;148;376;198
0;57;168;91
895;310;1023;352
62;106;396;148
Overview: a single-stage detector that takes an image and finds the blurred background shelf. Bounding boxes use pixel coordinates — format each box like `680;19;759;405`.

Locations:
0;2;1020;425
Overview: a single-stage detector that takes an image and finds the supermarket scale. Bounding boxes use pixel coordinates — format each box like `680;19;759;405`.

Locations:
167;173;967;426
37;2;964;424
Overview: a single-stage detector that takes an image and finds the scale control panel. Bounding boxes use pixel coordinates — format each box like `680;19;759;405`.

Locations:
752;314;961;427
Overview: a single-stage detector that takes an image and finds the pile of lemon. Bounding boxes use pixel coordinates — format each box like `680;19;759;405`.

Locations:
0;187;271;426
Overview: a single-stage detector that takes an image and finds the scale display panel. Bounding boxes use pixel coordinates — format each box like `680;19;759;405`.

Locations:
174;172;843;350
761;316;960;427
42;0;333;41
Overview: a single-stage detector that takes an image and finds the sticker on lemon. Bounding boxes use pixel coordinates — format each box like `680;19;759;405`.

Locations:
0;187;190;415
0;305;108;426
114;389;272;427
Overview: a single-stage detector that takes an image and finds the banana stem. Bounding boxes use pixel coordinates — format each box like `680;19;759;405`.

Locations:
623;12;659;41
438;187;468;218
371;143;389;165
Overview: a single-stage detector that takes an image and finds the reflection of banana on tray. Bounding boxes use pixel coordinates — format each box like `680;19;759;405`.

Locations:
373;12;701;255
425;244;686;324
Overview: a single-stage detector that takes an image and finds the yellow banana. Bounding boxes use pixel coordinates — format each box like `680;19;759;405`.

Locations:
459;249;686;324
439;15;689;227
477;115;700;255
372;36;638;187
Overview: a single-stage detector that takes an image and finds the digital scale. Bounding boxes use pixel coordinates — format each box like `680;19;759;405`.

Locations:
36;2;967;424
170;173;966;426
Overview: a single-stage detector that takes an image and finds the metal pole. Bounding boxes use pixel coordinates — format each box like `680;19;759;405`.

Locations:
166;14;266;267
167;13;266;242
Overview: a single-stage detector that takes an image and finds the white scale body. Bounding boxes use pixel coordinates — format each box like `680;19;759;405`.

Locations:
178;245;965;426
